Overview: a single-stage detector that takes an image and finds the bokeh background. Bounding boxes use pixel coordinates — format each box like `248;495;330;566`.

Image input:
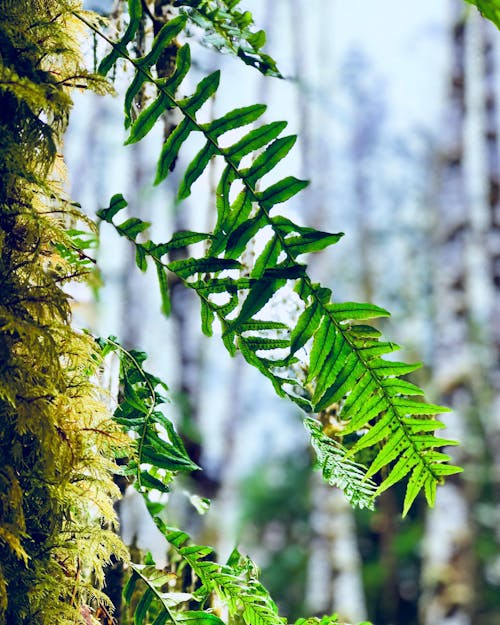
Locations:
66;1;500;623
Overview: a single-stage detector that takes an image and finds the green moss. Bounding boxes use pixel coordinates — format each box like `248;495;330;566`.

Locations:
0;2;130;623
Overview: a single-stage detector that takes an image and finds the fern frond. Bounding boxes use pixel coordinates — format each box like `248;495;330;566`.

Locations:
99;337;199;494
305;418;376;510
163;522;286;625
85;15;461;514
174;0;282;77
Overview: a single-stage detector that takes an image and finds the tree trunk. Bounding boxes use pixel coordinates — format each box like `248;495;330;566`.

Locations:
420;4;475;623
0;3;128;623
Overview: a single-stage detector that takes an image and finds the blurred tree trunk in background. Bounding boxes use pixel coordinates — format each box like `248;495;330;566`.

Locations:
305;478;367;623
420;3;475;623
481;8;500;529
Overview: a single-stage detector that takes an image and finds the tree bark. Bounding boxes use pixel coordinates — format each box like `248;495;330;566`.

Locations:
420;4;475;623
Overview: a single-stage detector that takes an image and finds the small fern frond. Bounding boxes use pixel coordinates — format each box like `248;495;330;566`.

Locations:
163;522;286;625
305;418;376;510
99;337;199;494
173;0;282;77
85;13;461;514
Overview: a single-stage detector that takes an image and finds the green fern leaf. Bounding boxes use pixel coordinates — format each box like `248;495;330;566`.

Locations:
168;256;242;278
155;118;196;184
179;142;218;198
226;279;285;333
92;28;462;514
244;337;290;351
258;176;309;208
325;302;391;322
138;16;187;69
205;104;267;137
285;231;344;256
289;302;322;355
226;214;267;258
305;418;376;509
252;237;282;279
117;217;150;240
155;260;171;316
134;587;154;625
201;299;215;336
180;70;220;115
125;92;170;145
98;0;142;75
244;135;297;185
225;121;287;163
97;193;128;221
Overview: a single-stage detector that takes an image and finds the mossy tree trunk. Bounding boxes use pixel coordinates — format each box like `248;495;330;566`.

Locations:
0;3;129;623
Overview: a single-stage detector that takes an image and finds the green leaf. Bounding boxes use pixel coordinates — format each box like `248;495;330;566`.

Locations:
165;230;211;250
221;189;253;238
240;320;289;331
201;299;215;337
305;418;376;509
205;104;267;138
225;121;287;163
376;452;419;496
252;237;281;279
136;245;148;271
124;71;149;128
97;193;128;221
325;302;391;322
369;359;421;377
403;464;426;517
180;71;220;115
125;93;169;145
178;141;218;199
225;213;266;258
138;471;171;493
155;260;171;316
213;165;233;239
392;398;450;416
169;257;241;279
290;302;322;355
134;587;154;625
164;44;192;94
124;570;139;604
286;231;344;256
244;337;290;351
379;378;424;396
244;135;297;185
315;360;366;412
179;611;226;625
226;279;284;333
98;0;142;75
307;317;336;382
155;118;196;185
137;16;188;69
117;217;150;240
258;176;309;208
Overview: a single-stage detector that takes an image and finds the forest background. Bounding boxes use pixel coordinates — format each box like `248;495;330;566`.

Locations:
67;1;500;624
2;0;500;624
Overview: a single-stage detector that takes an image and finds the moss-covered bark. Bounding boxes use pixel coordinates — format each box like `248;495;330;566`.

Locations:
0;2;129;623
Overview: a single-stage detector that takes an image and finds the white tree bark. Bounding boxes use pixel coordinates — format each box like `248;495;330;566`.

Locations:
305;475;367;623
420;3;474;623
